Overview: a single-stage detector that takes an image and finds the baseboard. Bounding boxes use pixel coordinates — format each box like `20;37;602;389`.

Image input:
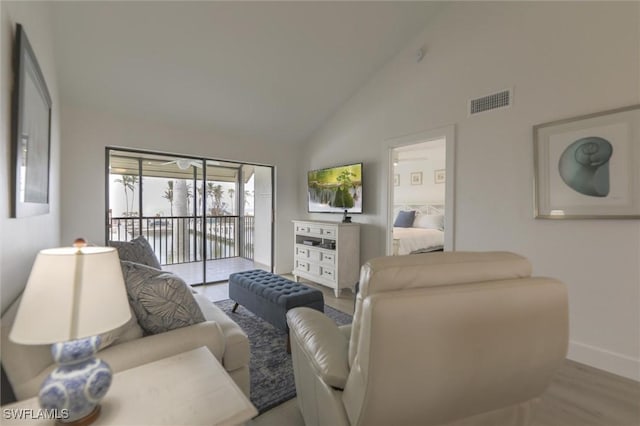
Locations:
568;340;640;381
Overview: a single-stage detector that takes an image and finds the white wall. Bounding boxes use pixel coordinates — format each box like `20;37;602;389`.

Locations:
0;1;61;313
393;150;446;204
302;2;640;380
60;106;297;276
394;160;445;205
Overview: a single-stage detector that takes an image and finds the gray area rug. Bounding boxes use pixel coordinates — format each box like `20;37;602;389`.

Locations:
214;299;352;414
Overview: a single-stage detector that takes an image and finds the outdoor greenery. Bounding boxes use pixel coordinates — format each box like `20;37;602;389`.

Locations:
162;180;174;216
158;180;239;216
209;183;225;215
113;170;255;219
115;174;138;216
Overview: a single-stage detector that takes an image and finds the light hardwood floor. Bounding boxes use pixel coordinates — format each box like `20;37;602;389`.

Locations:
532;359;640;426
198;279;640;426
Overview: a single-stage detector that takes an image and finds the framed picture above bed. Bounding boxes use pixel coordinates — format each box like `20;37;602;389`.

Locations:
410;172;422;185
533;104;640;219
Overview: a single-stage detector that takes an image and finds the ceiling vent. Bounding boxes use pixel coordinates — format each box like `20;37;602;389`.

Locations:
469;89;512;115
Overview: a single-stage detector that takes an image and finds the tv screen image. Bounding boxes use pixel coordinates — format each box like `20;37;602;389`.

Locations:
308;163;363;213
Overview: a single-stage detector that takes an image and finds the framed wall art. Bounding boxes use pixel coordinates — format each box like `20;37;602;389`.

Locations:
12;24;52;217
410;172;422;185
393;174;399;186
434;169;445;184
533;104;640;219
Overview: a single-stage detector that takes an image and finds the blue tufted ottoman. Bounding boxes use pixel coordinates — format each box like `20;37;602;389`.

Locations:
228;270;324;343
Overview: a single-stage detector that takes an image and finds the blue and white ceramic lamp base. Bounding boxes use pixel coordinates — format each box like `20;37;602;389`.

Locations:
39;336;112;424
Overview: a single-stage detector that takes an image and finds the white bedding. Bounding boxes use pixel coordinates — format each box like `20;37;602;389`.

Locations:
393;227;444;255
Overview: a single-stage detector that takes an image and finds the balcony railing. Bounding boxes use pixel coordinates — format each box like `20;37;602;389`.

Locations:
108;215;254;266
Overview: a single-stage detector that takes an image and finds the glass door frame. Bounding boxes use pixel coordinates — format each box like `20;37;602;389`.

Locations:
105;146;275;284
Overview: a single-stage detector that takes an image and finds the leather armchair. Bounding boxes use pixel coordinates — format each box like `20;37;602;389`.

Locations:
286;252;568;426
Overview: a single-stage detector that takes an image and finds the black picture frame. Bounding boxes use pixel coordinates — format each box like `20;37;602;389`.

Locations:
11;23;52;217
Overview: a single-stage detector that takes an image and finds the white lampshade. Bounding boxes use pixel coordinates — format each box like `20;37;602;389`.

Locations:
10;246;131;344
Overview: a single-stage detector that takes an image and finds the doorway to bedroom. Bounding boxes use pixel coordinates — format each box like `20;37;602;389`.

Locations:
387;126;455;254
105;148;274;286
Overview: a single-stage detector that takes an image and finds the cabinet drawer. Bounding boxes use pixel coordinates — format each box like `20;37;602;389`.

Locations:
296;260;309;272
307;226;323;235
323;228;336;238
296;247;309;258
295;224;309;233
321;252;335;264
321;267;335;281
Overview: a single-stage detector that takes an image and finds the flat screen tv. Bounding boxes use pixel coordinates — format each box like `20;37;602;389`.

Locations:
307;162;363;213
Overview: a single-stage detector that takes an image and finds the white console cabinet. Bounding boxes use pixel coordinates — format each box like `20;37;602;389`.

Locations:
292;220;360;298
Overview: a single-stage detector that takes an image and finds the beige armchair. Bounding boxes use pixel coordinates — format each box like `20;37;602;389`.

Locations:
286;252;568;426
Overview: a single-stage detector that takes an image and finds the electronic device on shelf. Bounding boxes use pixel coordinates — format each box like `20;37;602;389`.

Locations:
303;240;320;246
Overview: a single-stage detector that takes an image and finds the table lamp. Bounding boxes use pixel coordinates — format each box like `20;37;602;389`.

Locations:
10;239;131;425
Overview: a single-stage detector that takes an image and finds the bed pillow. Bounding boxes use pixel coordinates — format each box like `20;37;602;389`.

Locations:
393;210;416;228
110;236;161;269
120;261;205;335
413;214;445;230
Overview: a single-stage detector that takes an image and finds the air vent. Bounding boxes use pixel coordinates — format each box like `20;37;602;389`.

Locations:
469;89;512;115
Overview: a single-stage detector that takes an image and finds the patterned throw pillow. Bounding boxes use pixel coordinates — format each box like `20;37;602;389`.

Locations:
120;261;205;335
110;236;161;269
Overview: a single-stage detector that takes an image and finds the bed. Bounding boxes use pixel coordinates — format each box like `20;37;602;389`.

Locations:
392;203;445;255
393;227;444;255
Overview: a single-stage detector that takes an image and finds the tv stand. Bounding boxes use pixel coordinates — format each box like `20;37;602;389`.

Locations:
292;220;360;298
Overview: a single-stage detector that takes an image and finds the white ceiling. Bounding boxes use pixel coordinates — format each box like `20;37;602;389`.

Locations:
50;1;440;146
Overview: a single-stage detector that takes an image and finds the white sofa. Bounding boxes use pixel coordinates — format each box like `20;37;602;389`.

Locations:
1;292;250;401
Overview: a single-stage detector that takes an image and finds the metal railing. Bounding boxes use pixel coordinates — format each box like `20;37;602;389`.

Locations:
240;215;254;259
108;215;255;266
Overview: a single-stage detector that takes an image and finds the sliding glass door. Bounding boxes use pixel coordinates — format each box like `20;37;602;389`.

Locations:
106;148;273;285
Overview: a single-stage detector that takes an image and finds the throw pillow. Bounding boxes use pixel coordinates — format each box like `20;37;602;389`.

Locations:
110;236;161;269
413;214;445;230
120;261;205;335
393;210;416;228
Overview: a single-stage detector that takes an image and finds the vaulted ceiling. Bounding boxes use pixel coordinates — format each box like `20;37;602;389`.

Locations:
50;1;441;146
